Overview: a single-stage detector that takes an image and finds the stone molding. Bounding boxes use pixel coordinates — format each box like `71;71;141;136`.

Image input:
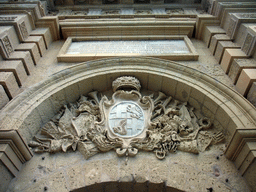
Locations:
0;57;256;186
0;35;13;58
35;16;60;41
0;129;33;176
60;19;196;39
0;10;36;30
195;14;220;40
57;36;199;62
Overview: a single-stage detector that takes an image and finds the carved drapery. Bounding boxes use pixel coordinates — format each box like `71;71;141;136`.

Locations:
29;76;224;160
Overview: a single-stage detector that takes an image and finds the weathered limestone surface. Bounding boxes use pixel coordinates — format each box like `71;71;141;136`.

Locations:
0;60;27;87
203;26;226;47
30;28;53;49
0;72;19;99
8;51;35;75
236;68;256;96
0;84;9;109
15;43;41;65
228;58;256;84
209;34;230;55
214;41;240;63
1;54;256;192
0;26;19;57
6;150;251;192
1;0;256;190
220;49;248;74
23;36;46;56
0;161;13;192
247;82;256;107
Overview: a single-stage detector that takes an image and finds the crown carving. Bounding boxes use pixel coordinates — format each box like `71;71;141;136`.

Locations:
112;76;141;92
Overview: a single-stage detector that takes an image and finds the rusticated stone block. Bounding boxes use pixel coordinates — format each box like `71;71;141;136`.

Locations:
215;41;240;63
0;60;27;87
203;26;226;47
15;43;40;65
0;84;9;109
228;58;256;84
23;36;46;56
8;51;34;75
30;28;52;49
247;82;256;107
0;72;19;99
236;68;256;96
220;49;248;74
209;34;230;55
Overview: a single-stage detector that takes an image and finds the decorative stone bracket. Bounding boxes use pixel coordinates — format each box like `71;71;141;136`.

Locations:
0;130;33;176
225;128;256;178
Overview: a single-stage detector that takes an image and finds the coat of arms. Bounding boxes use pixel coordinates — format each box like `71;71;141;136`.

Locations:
29;76;224;160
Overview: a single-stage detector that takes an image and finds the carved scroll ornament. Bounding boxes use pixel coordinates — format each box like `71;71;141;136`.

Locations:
29;76;224;160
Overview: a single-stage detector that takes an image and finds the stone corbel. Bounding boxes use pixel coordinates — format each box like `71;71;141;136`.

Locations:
0;10;36;30
0;130;33;176
195;15;220;40
36;16;60;41
225;128;256;177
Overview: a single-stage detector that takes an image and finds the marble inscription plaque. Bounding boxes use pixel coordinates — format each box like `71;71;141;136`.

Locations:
66;40;190;55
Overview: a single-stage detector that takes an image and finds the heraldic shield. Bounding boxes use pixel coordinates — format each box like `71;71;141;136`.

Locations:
99;86;154;157
29;76;224;161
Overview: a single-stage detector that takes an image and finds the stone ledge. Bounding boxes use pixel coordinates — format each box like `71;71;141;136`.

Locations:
236;68;256;96
203;26;226;47
15;43;40;65
30;28;53;49
209;34;230;55
23;36;46;56
0;72;19;99
35;16;60;41
7;51;35;76
195;14;220;40
220;49;248;74
0;60;28;87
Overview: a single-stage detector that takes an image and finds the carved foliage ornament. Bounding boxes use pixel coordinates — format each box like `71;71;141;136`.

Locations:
29;76;224;160
19;21;29;40
1;35;13;57
0;16;17;21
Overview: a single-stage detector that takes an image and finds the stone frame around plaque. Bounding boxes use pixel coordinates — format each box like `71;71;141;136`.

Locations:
57;35;199;62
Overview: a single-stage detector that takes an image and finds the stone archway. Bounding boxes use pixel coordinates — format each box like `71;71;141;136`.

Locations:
1;57;256;191
71;181;184;192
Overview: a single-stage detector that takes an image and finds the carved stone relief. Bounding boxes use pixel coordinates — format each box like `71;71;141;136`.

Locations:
72;11;88;15
19;21;29;40
57;10;72;16
227;18;236;38
1;35;13;57
134;10;152;15
242;32;254;55
102;10;120;15
0;16;17;21
29;76;224;160
236;13;256;19
166;9;184;15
